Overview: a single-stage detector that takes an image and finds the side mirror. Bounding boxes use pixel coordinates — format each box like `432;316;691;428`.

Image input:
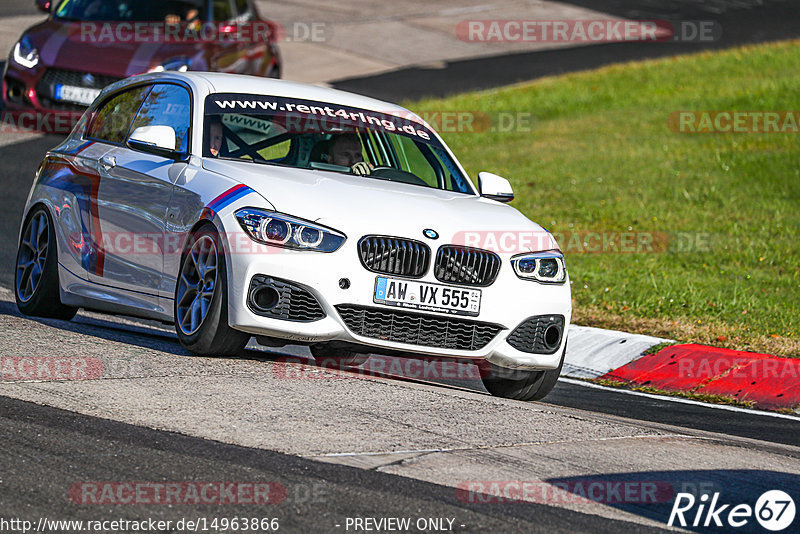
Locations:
478;171;514;203
128;125;180;159
35;0;51;13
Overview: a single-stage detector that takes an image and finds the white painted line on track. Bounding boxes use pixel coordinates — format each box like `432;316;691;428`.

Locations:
559;377;800;420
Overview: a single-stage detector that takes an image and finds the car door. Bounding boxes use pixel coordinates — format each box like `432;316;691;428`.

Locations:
67;84;152;283
41;139;116;283
90;83;192;298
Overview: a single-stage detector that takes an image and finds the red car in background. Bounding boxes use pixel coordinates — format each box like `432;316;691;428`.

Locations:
3;0;281;120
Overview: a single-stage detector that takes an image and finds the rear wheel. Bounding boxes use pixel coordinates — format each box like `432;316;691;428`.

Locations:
481;341;566;401
15;206;77;320
174;225;249;356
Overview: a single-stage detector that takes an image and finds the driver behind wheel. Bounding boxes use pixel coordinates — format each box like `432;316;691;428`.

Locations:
206;115;224;158
326;134;373;175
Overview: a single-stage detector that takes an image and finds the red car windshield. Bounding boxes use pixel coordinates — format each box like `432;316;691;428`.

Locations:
54;0;205;22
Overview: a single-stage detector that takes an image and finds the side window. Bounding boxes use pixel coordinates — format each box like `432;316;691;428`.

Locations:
128;84;192;154
86;86;151;145
213;0;234;21
429;145;472;193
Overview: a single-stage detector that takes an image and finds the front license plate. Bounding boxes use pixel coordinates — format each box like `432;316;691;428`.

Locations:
374;277;481;317
54;85;101;106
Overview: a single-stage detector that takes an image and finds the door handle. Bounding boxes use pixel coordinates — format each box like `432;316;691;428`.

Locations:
99;155;116;171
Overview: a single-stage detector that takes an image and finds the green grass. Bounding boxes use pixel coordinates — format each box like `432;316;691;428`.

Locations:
408;40;800;355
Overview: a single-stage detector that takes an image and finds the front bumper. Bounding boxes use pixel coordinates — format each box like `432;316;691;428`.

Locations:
224;233;572;372
2;62;96;134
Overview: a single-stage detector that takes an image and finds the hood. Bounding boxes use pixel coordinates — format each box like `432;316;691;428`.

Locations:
23;19;204;77
202;159;557;254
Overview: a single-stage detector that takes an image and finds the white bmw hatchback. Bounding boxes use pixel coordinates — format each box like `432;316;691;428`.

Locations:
15;72;571;401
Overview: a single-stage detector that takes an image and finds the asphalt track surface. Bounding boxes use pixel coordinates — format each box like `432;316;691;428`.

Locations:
0;0;37;18
1;2;799;532
1;390;798;533
1;395;674;534
332;0;800;101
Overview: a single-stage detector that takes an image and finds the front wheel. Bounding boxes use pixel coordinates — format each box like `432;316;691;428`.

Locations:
481;341;566;401
15;206;77;320
174;225;249;356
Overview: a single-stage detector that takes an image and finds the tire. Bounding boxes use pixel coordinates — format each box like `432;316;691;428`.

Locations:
310;344;369;368
15;206;78;320
174;224;249;356
481;340;567;402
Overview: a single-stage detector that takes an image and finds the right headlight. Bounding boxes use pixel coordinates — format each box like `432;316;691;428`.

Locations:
235;208;346;253
12;36;39;69
511;250;567;284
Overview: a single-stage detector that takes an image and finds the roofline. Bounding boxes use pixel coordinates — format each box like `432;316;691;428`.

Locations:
105;72;432;128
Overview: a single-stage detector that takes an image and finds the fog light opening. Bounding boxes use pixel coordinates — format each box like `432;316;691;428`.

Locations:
6;81;24;104
543;324;562;350
251;285;280;311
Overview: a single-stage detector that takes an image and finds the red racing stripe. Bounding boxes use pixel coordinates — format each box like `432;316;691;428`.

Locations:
89;176;104;275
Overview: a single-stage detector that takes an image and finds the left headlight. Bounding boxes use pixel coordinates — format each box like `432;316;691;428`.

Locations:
235;208;346;253
511;250;567;284
12;36;39;69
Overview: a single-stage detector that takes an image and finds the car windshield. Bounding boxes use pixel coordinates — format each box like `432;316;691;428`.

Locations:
54;0;205;22
203;94;475;194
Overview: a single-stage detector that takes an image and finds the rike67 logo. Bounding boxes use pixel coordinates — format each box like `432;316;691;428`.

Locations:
668;490;795;531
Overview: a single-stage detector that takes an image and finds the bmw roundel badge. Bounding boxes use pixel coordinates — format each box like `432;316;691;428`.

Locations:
423;229;439;240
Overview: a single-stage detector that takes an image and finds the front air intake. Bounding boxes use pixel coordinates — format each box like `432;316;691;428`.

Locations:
247;275;325;322
335;304;503;351
506;315;565;354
